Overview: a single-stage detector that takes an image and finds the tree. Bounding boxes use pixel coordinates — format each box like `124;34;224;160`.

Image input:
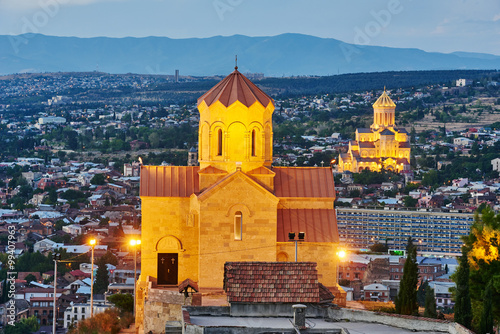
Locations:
4;316;40;334
424;288;437;318
24;274;37;285
107;293;133;314
454;247;472;329
369;242;388;253
417;280;430;307
93;257;109;295
403;196;418;208
395;237;419;315
90;173;106;185
479;280;494;334
462;207;500;327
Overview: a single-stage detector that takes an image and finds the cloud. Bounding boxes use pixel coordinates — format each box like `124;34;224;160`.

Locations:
494;13;500;21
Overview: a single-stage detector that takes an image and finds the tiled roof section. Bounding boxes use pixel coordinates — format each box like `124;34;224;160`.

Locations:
273;167;335;198
318;283;335;303
198;68;274;108
224;262;320;304
277;209;338;243
178;278;199;293
357;128;372;133
140;166;200;197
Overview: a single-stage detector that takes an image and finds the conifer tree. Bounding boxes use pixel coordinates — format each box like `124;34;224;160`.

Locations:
424;288;437;318
479;281;493;334
93;257;109;295
454;247;472;329
417;280;429;307
395;237;419;315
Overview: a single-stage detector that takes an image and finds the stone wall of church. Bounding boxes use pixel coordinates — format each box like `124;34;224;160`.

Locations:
141;197;200;284
197;172;279;287
276;242;338;288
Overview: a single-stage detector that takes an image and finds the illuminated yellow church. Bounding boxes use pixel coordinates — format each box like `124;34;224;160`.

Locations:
139;67;340;294
338;89;411;173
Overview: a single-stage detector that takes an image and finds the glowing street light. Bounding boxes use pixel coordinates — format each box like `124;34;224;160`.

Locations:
89;238;96;318
130;238;141;316
336;249;346;285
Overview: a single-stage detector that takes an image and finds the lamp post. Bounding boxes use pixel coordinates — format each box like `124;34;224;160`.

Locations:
129;238;141;316
336;249;346;285
89;238;96;318
288;232;305;262
52;251;60;334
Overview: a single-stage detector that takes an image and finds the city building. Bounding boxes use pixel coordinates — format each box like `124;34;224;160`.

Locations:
30;297;56;326
336;208;474;256
63;301;111;329
138;68;340;331
338;90;411;173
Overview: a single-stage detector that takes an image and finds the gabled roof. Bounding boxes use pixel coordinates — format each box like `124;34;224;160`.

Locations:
224;262;322;304
380;129;395;136
140;166;200;197
273;167;335;198
247;166;275;175
277;209;338;243
197;68;273;108
197;170;278;203
357;128;372;133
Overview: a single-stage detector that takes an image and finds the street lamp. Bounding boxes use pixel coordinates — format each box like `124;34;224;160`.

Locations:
288;232;305;262
52;251;61;334
336;249;346;285
129;238;141;316
89;238;96;318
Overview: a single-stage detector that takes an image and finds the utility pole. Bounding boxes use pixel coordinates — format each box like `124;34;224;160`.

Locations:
52;251;60;334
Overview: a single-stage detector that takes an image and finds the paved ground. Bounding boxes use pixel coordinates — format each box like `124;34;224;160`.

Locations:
189;316;443;334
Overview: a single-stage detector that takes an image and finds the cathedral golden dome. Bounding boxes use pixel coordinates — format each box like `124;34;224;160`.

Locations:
373;89;396;108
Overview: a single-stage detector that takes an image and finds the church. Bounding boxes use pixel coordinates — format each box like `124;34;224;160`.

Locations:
338;90;411;173
138;67;340;292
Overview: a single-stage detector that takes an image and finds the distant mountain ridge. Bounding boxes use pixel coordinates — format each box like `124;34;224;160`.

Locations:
0;33;499;77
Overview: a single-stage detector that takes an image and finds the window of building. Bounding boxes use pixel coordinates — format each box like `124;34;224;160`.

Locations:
251;130;256;157
67;314;70;320
217;129;223;156
234;211;242;240
346;273;350;277
81;307;85;314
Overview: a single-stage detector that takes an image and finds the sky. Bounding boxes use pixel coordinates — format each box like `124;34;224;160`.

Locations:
0;0;499;55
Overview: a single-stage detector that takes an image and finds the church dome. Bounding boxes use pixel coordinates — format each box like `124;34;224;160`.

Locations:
197;68;273;108
373;90;396;108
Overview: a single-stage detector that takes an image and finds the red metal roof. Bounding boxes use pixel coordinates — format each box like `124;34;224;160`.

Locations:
224;262;320;303
197;68;273;108
277;209;338;243
273;167;335;198
140;166;200;197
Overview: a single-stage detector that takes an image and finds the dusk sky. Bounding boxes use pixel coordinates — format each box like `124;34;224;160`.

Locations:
1;0;499;55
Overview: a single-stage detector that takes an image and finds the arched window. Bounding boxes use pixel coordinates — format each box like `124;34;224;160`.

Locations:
251;130;256;157
217;129;223;156
234;211;242;240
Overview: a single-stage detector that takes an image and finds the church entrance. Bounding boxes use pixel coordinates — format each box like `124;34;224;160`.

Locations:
157;253;178;285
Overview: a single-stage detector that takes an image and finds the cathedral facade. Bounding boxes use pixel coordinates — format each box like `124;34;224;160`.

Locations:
338;90;411;173
139;68;340;291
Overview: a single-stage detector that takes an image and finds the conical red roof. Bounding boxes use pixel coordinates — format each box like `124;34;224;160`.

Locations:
197;68;273;108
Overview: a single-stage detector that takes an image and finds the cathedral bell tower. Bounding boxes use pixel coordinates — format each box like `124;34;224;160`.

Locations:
196;67;274;178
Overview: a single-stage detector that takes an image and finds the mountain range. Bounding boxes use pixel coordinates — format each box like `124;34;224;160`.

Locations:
1;33;499;77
